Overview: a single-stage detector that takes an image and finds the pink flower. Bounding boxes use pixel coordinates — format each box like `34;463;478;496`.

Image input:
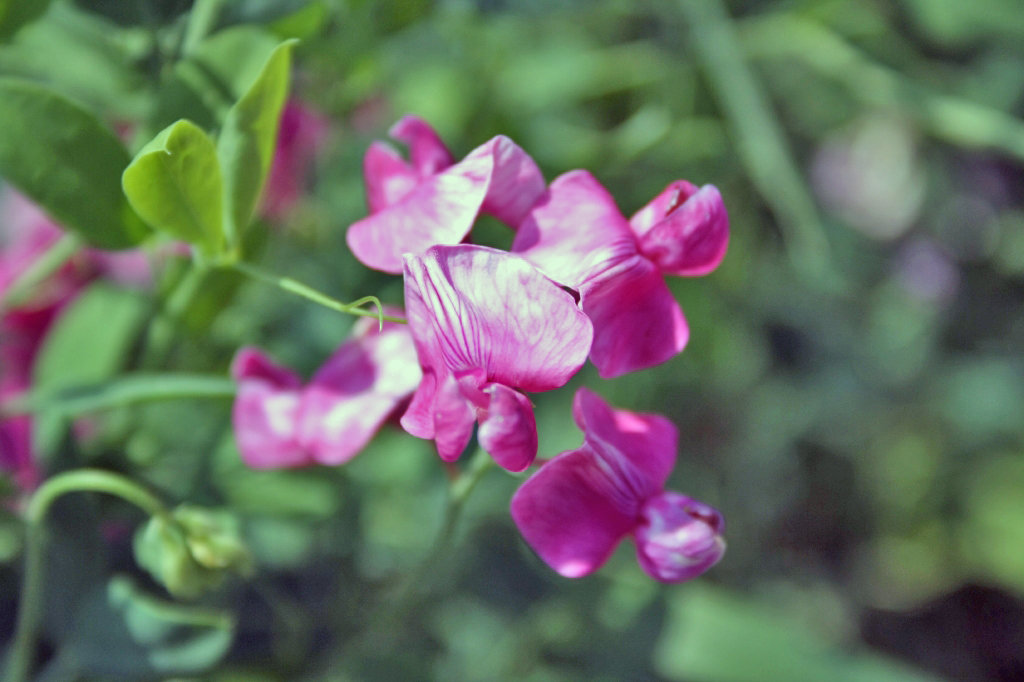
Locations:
230;313;421;468
346;116;546;274
512;171;729;378
510;388;725;581
400;245;593;471
262;100;331;221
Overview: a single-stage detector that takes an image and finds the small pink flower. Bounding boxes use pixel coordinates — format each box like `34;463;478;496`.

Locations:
230;314;421;468
512;171;729;378
262;100;331;221
511;388;725;581
400;245;593;471
347;116;546;274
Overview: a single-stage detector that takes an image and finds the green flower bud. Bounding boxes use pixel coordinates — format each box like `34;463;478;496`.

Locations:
133;506;252;599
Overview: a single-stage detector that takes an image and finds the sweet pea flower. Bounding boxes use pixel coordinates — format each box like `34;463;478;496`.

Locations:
511;387;725;582
230;313;421;468
400;245;593;471
347;116;546;273
262;100;331;221
512;171;729;378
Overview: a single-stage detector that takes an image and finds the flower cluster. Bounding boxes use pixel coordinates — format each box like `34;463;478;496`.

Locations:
233;116;729;582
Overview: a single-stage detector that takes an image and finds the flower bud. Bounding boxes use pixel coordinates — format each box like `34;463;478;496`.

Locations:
634;491;725;582
133;506;252;599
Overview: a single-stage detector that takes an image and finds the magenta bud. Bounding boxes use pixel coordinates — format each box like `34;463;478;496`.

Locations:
634;491;725;582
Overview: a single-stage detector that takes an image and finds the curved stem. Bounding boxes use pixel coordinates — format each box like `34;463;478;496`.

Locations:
229;261;406;327
0;234;83;313
5;470;169;682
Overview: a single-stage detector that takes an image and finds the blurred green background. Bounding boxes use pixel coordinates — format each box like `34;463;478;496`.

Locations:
3;0;1024;680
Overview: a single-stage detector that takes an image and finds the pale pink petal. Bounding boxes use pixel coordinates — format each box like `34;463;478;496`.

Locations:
473;135;546;227
347;152;493;273
630;182;729;277
299;318;422;465
634;491;726;582
402;245;592;392
363;141;420;214
389;115;454;176
580;256;689;378
572;387;677;492
230;348;307;469
477;383;537;473
511;449;636;578
512;170;637;286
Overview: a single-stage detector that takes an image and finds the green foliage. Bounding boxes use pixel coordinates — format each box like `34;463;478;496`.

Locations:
0;0;51;41
122;119;225;257
134;506;252;599
217;39;295;245
0;78;148;249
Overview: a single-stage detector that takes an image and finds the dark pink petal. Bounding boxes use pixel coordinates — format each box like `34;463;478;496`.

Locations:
634;491;725;582
430;371;478;462
473;135;546;227
580;256;689;378
363;141;420;214
299;318;422;465
263;100;331;220
347;152;493;273
511;449;636;578
630;182;729;277
477;383;537;473
403;245;592;392
389;115;454;176
513;170;637;286
230;348;307;469
572;387;677;493
0;410;38;491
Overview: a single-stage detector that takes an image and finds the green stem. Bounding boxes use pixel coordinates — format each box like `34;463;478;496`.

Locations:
5;470;169;682
0;234;83;313
141;264;208;369
0;373;236;419
229;261;406;327
678;0;831;282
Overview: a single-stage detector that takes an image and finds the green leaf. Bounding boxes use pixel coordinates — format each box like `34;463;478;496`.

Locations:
217;38;296;243
0;78;148;249
60;576;234;678
122;119;225;256
655;585;943;682
0;0;51;40
30;282;147;456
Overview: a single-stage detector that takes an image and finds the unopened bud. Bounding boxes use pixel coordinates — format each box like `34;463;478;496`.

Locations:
634;492;725;582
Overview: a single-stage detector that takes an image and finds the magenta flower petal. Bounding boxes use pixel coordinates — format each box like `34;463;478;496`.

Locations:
347;152;493;273
351;121;545;274
298;318;422;465
511;449;637;578
512;170;637;286
364;142;420;214
477;383;538;473
230;317;421;469
474;135;546;227
403;245;593;392
389;115;454;176
230;348;307;469
263;100;331;220
580;256;689;378
572;387;677;492
635;491;726;582
630;182;729;276
401;245;592;465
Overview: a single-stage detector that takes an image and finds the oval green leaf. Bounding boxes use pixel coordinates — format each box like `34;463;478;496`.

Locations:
122;119;224;256
0;77;148;249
